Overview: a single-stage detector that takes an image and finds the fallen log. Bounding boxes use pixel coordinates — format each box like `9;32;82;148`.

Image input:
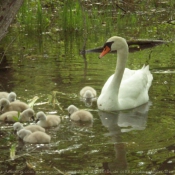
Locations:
82;39;168;54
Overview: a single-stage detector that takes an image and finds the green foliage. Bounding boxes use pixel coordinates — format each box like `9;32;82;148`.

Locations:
17;0;50;33
10;144;16;160
12;111;20;122
61;0;85;31
48;91;63;111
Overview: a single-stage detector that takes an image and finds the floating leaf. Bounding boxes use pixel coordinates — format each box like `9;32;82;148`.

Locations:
26;161;35;170
28;96;39;108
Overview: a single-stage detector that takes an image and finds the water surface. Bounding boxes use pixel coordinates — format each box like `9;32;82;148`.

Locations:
0;1;175;174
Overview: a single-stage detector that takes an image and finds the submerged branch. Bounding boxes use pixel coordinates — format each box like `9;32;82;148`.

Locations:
83;39;168;54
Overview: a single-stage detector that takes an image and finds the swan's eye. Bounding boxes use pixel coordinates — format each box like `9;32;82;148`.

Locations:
103;41;114;50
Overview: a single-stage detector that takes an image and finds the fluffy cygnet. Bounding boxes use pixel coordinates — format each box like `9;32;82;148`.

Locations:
67;105;93;122
17;129;51;144
80;86;97;107
0;108;34;122
36;111;61;128
0;98;29;113
13;122;45;133
80;86;97;98
0;92;17;102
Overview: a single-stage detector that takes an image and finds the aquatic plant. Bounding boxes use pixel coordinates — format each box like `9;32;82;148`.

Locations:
28;96;39;108
12;111;20;122
17;0;50;34
10;144;16;160
62;0;84;31
48;91;63;110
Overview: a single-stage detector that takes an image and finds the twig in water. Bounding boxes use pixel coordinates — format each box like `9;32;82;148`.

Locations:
116;4;127;13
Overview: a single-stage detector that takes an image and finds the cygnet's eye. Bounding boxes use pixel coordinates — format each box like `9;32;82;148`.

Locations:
0;106;4;111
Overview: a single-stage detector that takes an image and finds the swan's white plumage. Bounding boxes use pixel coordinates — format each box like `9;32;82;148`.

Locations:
97;36;153;111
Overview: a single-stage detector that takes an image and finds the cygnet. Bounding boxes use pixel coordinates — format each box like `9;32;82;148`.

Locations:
0;92;17;102
0;98;29;113
36;111;61;128
0;108;34;122
17;129;51;144
13;122;45;133
67;105;93;122
80;86;97;107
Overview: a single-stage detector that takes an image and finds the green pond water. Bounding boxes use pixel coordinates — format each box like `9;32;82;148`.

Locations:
0;1;175;175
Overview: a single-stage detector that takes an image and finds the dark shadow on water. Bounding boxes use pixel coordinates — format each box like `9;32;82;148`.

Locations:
98;102;152;174
0;51;14;91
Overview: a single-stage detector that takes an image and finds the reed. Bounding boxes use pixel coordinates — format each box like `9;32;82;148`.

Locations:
62;0;84;31
17;0;50;34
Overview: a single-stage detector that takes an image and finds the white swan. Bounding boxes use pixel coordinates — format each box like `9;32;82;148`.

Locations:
97;36;153;111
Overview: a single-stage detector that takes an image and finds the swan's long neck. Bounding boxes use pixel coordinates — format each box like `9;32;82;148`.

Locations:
110;47;128;96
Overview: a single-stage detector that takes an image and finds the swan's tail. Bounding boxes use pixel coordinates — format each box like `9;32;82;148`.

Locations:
142;65;153;90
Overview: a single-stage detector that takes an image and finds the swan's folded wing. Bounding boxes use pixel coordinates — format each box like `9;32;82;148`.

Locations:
119;69;149;100
101;68;136;94
122;68;136;81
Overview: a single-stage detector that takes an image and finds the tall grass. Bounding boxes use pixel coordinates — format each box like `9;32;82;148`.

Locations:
17;0;50;34
62;0;85;32
17;0;161;34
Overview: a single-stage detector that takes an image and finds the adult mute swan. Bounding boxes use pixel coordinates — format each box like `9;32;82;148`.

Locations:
97;36;153;111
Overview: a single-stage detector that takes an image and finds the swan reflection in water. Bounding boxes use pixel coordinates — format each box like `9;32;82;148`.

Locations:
98;102;152;174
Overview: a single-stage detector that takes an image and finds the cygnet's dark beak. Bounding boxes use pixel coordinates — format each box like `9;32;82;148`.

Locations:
31;116;35;121
13;130;17;134
0;106;4;113
82;98;93;107
35;118;39;123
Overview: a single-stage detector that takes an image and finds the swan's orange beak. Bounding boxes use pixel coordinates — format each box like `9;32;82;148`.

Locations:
99;46;111;59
